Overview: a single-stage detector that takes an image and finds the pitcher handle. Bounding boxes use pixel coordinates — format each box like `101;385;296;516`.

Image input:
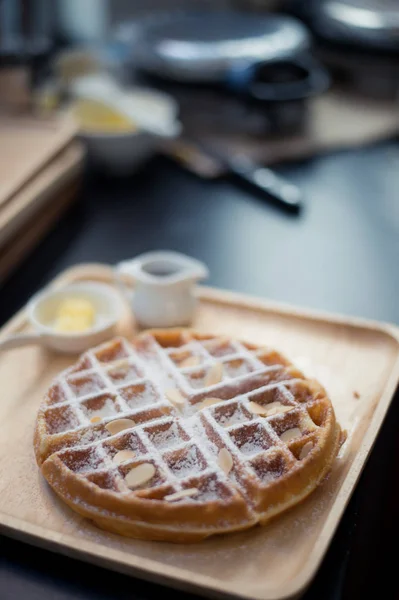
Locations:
114;262;135;304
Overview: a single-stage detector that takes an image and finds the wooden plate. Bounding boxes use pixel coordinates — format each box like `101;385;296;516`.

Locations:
0;263;398;600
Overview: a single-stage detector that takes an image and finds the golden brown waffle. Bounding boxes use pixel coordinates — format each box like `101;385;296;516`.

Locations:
34;330;341;542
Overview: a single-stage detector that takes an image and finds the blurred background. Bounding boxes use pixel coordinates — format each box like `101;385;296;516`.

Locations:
0;0;398;233
1;0;398;306
0;0;398;298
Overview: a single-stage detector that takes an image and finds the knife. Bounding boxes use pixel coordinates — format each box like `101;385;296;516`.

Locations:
163;137;303;212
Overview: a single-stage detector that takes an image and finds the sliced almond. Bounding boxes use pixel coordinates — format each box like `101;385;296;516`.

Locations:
256;346;270;354
90;415;102;424
264;407;282;417
165;388;185;407
205;336;228;350
199;397;221;410
125;463;155;489
218;448;233;475
105;418;135;435
164;488;198;502
108;358;130;370
280;427;302;443
248;401;268;416
276;405;294;415
113;450;136;465
249;401;294;417
264;402;294;417
265;401;284;412
299;442;313;460
180;355;200;368
204;362;223;387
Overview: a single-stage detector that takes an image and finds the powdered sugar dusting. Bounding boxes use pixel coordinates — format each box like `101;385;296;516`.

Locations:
145;420;187;451
81;397;118;420
38;332;336;531
166;445;205;479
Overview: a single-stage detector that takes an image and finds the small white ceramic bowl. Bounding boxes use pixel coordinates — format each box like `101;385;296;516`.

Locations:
73;83;181;174
0;282;125;354
81;127;177;175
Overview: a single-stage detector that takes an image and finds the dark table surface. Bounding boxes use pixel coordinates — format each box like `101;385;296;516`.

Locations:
1;139;399;600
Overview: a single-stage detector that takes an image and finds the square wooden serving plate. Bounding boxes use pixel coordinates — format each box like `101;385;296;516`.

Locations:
0;263;398;600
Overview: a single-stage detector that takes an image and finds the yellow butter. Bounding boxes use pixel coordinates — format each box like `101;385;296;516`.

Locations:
73;98;136;133
53;298;95;332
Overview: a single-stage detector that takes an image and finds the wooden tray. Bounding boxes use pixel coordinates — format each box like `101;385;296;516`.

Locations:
0;263;398;600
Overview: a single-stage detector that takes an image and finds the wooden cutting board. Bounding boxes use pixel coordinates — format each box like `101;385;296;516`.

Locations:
0;142;84;248
0;113;77;208
0;142;84;282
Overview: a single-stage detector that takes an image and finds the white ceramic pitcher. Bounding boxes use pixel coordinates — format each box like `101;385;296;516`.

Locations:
115;251;209;328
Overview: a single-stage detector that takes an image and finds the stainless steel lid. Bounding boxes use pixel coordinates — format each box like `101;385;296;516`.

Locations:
122;12;310;82
311;0;399;51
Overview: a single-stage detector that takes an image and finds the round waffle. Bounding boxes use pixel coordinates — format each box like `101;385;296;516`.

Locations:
34;330;341;542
